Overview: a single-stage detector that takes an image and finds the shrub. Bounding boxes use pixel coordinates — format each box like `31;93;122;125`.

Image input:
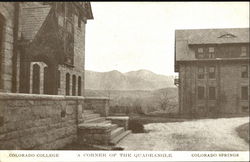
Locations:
128;119;145;133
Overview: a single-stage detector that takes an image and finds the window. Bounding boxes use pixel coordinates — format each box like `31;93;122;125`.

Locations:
241;86;248;100
209;66;215;79
197;48;204;58
198;66;205;79
209;87;216;100
241;46;247;57
72;75;76;96
57;70;60;88
78;76;81;96
198;86;205;100
241;65;248;78
78;13;82;28
66;73;70;95
208;47;215;58
32;64;40;94
241;106;249;112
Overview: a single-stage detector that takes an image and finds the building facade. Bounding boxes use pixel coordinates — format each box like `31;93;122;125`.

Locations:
0;2;93;96
175;28;249;116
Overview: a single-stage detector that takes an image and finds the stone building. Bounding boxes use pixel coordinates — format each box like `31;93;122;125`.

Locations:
0;2;93;96
175;28;249;116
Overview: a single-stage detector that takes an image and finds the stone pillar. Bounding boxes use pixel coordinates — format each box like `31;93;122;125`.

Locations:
29;62;47;94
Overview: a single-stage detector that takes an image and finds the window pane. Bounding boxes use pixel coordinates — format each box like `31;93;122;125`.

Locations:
209;87;216;100
209;66;216;78
241;46;247;56
241;86;248;100
209;47;214;53
198;66;204;79
198;86;205;99
241;65;248;78
198;48;203;53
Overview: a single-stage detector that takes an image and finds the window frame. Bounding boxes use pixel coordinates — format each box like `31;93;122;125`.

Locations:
241;46;247;57
198;66;205;79
197;47;204;59
208;66;216;79
241;86;248;100
241;65;248;78
198;86;205;100
208;86;216;100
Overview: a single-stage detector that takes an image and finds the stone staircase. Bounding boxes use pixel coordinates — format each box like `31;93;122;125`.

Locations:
78;109;131;146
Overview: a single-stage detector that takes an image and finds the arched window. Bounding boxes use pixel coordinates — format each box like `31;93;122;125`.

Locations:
72;75;76;96
66;73;70;95
78;76;81;96
0;13;5;89
43;66;48;94
57;70;60;88
32;64;40;94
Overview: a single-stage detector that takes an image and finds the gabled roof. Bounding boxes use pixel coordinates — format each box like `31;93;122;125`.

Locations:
175;28;249;45
21;3;51;40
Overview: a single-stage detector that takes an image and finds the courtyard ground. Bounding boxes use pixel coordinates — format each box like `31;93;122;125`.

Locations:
117;117;249;151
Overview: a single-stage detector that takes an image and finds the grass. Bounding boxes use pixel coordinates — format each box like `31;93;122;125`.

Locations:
235;122;249;143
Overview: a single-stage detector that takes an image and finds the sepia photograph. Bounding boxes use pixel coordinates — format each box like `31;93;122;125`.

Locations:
0;1;249;161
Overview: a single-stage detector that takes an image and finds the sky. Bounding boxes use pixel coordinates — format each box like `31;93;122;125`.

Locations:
85;2;249;76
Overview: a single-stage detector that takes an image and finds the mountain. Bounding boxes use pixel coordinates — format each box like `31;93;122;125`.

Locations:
85;69;175;90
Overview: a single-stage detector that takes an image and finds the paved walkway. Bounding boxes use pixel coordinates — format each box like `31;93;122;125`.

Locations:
117;117;249;151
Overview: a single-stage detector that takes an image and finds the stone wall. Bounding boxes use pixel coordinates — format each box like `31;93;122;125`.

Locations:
0;3;15;92
84;97;110;117
0;92;84;150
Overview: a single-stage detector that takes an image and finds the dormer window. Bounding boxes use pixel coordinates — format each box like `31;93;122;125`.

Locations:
241;46;247;57
208;47;215;58
218;32;236;38
197;48;204;58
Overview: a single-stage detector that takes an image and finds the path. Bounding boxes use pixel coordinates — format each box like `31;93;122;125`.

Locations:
117;117;249;151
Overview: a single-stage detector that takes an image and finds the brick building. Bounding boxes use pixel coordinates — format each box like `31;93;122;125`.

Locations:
0;2;93;96
175;28;249;116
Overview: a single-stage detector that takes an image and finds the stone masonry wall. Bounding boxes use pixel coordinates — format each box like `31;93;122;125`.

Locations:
84;97;110;117
0;3;15;92
0;93;85;150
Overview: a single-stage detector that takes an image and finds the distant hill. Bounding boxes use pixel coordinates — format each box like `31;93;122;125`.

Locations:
85;69;175;90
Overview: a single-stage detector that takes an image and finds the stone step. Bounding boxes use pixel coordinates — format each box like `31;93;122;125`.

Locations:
111;127;124;139
83;110;94;114
109;130;131;145
84;117;106;123
110;124;118;131
84;113;101;120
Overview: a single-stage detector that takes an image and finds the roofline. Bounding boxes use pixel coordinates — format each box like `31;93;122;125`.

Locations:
175;27;249;32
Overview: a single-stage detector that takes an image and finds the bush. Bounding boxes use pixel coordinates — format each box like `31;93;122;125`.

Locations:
128;119;145;133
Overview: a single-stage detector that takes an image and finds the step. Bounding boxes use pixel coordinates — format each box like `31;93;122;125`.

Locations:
84;117;106;123
109;130;131;145
83;110;94;114
111;127;124;139
84;113;101;120
102;120;112;124
110;124;118;131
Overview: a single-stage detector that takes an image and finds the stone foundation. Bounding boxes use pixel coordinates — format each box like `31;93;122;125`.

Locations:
0;93;110;150
78;123;113;145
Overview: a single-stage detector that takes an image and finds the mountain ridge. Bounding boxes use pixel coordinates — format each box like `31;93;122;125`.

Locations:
85;69;175;90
